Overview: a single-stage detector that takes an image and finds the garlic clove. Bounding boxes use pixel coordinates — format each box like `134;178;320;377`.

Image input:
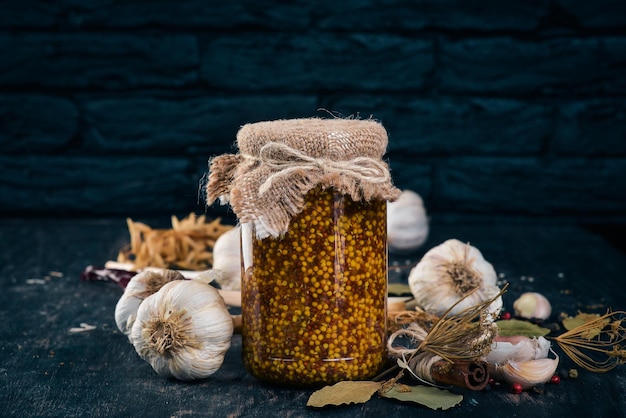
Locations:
485;336;551;364
211;225;242;291
488;354;559;390
114;269;184;340
513;292;552;321
408;239;502;317
192;268;223;285
114;291;142;339
131;279;234;381
387;190;429;252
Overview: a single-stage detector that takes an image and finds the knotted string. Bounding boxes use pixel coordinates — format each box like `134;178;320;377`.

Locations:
245;142;392;196
387;326;450;386
409;352;444;385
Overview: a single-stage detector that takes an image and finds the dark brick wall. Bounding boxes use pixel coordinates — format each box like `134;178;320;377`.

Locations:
1;1;625;223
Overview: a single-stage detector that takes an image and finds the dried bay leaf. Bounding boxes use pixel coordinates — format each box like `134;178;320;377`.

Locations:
380;384;463;410
307;381;383;408
562;312;609;339
496;319;551;337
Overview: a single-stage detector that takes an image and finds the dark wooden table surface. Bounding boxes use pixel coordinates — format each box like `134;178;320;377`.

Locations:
1;217;625;418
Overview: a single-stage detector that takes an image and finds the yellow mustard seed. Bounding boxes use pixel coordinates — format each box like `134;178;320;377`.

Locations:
241;187;387;387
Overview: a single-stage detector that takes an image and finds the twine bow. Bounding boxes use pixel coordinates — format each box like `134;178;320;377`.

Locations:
249;142;392;196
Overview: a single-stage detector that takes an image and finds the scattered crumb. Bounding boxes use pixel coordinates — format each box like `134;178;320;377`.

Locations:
498;273;506;278
49;271;64;278
69;323;97;333
395;384;412;393
26;278;47;285
558;272;565;278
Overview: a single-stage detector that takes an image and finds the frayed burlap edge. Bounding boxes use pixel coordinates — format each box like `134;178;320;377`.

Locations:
206;118;401;238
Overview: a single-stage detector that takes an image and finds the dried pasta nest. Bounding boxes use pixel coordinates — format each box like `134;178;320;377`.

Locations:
117;213;233;271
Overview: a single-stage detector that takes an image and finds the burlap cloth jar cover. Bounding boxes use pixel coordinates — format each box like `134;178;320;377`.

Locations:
206;118;401;237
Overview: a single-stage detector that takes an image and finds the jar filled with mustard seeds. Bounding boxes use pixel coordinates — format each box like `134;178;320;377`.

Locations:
240;187;387;385
206;118;401;386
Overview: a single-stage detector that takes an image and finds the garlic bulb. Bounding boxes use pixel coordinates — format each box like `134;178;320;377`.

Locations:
211;225;241;291
387;190;428;252
485;336;551;364
115;269;184;340
408;239;502;317
131;279;234;380
513;292;552;321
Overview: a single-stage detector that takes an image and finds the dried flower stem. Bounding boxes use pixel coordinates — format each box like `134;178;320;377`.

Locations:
553;310;626;372
379;368;405;394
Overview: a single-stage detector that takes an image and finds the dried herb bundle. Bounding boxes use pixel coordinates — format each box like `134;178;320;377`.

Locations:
388;286;505;364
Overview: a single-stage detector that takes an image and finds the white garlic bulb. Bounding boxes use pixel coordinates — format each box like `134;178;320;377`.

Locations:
408;239;502;317
131;279;234;381
387;190;429;252
513;292;552;321
115;269;184;341
211;225;241;291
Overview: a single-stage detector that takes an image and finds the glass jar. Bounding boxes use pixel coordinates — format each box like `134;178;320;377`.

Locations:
240;187;388;386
